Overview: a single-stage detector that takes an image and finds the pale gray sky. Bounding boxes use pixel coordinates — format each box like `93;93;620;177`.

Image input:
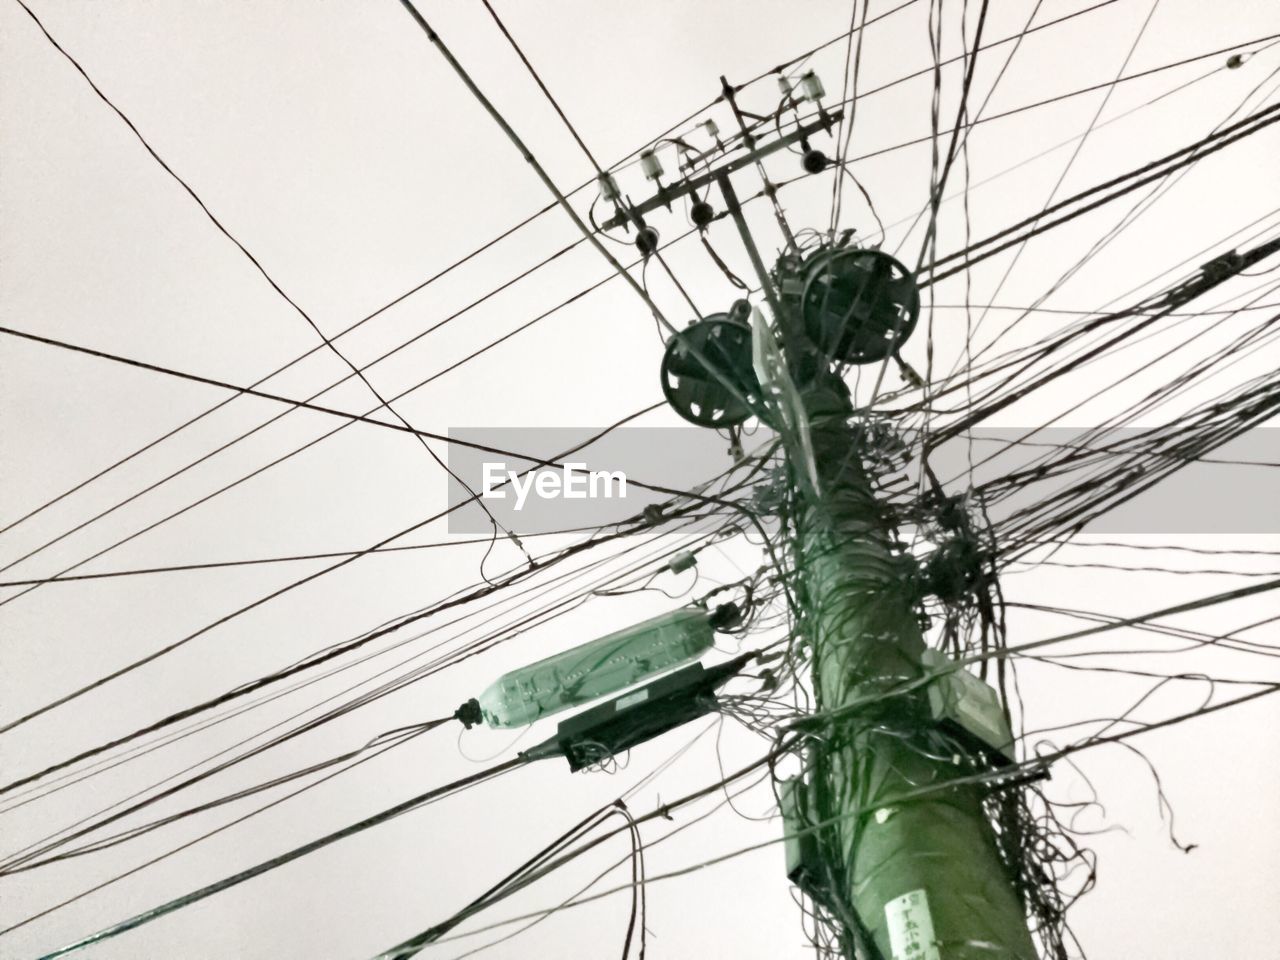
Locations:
2;1;1278;958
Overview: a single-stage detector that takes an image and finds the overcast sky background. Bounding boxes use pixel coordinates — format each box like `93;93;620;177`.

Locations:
2;1;1279;957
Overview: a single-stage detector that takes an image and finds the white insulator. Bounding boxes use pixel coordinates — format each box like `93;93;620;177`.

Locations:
640;149;664;181
799;70;825;101
597;172;621;204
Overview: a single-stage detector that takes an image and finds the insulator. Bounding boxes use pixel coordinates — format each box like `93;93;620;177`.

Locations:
801;148;829;174
800;247;920;364
690;199;715;227
640;149;664;181
597;172;622;204
702;118;720;139
660;313;760;428
799;70;826;101
635;225;660;257
777;75;793;98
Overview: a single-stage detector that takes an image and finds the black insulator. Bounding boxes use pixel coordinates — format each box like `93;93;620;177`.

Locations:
454;699;482;729
690;200;715;228
709;602;742;630
728;298;751;324
636;225;660;257
802;149;829;174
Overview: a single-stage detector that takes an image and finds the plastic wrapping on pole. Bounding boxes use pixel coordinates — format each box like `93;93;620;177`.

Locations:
797;384;1037;959
476;607;717;728
848;742;1035;958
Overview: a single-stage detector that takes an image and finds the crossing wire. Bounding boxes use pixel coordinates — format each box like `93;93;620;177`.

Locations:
0;1;1182;598
36;757;529;959
5;3;1274;957
5;0;515;554
0;0;926;544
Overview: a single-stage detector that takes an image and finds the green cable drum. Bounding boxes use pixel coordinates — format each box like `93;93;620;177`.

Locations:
801;247;920;364
660;315;760;428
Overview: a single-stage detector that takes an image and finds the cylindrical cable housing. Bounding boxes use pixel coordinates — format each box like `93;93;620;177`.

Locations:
474;605;731;728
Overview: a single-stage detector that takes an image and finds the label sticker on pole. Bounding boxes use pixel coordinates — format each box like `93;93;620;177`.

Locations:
885;889;941;960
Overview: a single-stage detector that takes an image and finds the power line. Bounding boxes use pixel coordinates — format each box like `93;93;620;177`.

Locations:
394;0;754;415
1;717;454;874
8;4;1277;956
2;512;742;901
0;433;774;797
0;722;429;938
0;192;765;607
478;0;604;175
900;206;1280;414
1;2;1168;587
0;527;609;588
946;0;1163;326
922;108;1280;288
418;680;1280;949
915;0;991;269
0;501;744;817
0;324;679;482
844;31;1280;166
8;0;852;542
6;0;499;526
0;431;670;781
36;756;527;959
8;8;1251;583
0;198;564;541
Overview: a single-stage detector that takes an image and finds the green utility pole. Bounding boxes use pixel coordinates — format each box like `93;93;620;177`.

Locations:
701;167;1037;956
790;377;1037;959
621;134;1044;956
764;224;1280;960
398;6;1049;943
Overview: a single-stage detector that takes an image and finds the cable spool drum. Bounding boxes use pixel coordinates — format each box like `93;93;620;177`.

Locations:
801;248;920;365
660;313;760;428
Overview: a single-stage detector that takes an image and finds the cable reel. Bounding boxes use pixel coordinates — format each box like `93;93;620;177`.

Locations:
800;248;920;364
660;313;761;428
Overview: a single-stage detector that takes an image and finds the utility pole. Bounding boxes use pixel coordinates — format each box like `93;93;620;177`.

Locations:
778;232;1280;960
673;103;1041;957
400;7;1041;948
788;375;1037;960
711;187;1039;955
